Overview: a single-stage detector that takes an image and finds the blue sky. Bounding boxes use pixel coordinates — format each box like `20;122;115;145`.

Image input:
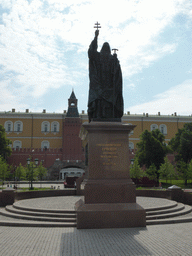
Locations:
1;0;192;115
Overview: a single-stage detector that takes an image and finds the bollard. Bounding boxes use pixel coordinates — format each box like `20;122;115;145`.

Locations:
1;187;15;206
167;185;184;203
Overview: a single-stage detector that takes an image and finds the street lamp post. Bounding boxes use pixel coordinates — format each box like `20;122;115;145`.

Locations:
27;157;39;190
131;159;134;166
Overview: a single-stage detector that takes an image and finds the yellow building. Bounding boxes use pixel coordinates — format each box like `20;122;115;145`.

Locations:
122;111;191;150
0;109;191;152
1;90;192;173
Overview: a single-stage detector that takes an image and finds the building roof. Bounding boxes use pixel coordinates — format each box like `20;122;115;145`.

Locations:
69;90;76;99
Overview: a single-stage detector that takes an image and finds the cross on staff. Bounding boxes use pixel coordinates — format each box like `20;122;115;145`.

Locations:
94;22;101;30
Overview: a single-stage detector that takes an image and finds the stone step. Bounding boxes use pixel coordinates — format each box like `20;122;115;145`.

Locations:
13;203;75;214
0;220;77;227
0;208;77;223
144;201;178;212
146;203;185;216
146;216;192;225
6;205;76;218
146;204;192;220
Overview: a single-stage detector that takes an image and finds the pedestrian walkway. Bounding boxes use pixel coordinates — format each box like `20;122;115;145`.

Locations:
1;196;192;255
1;223;192;255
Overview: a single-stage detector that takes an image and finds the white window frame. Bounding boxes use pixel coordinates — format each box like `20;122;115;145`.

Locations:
41;140;50;149
129;142;134;150
41;121;50;133
51;121;59;133
159;124;167;135
151;124;158;131
13;140;22;149
14;121;23;132
4;121;13;133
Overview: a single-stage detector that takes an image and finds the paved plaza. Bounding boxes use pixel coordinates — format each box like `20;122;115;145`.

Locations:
0;196;192;255
1;223;192;255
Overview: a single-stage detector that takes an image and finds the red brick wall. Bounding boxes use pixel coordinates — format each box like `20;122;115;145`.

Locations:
7;148;62;168
62;118;84;161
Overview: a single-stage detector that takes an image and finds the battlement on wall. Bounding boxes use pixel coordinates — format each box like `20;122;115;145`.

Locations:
11;148;63;153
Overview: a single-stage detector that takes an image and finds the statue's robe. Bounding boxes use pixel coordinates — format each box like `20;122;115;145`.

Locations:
88;37;124;122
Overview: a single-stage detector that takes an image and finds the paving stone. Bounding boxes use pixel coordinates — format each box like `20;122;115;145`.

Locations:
1;196;192;255
0;224;192;255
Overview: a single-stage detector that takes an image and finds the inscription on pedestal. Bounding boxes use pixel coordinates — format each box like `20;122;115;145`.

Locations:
97;143;121;167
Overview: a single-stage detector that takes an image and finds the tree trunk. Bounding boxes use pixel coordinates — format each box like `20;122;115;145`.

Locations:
185;179;187;186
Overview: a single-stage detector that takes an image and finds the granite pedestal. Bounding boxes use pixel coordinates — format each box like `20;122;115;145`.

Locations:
76;122;146;229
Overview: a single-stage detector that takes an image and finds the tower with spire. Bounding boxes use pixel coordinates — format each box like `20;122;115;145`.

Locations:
66;90;79;117
62;90;84;162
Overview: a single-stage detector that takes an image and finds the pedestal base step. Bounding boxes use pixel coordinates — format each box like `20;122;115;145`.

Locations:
75;199;146;229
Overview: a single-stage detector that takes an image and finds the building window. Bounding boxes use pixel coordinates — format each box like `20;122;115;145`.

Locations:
41;141;50;149
41;121;50;133
129;142;134;150
8;123;11;132
13;140;22;149
51;121;59;133
17;123;21;132
159;124;167;135
4;121;13;132
151;124;158;131
44;124;48;132
14;121;23;132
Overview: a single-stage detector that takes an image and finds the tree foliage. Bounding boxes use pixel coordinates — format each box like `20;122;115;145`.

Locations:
36;162;47;181
169;123;192;164
146;163;158;182
26;161;38;186
187;159;192;181
0;156;9;187
177;159;192;186
159;156;175;183
15;163;26;181
0;125;12;160
130;157;143;183
136;129;168;182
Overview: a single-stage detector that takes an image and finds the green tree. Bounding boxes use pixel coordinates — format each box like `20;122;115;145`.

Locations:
0;125;12;160
176;159;192;186
0;156;9;188
130;158;143;184
169;123;192;164
36;162;47;183
177;160;188;186
26;161;38;190
146;163;158;182
15;163;26;181
187;159;192;182
136;129;168;183
159;156;176;183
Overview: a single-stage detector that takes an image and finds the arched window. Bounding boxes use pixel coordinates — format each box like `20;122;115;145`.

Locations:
41;140;50;149
151;124;158;131
4;121;13;132
159;124;167;135
129;142;134;150
14;121;23;132
41;121;50;133
51;121;59;132
13;140;22;149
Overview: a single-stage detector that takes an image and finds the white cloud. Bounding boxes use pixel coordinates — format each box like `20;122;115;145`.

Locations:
126;83;136;89
0;0;192;111
128;80;192;115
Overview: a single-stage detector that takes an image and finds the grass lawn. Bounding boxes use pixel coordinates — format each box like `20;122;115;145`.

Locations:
159;179;192;189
